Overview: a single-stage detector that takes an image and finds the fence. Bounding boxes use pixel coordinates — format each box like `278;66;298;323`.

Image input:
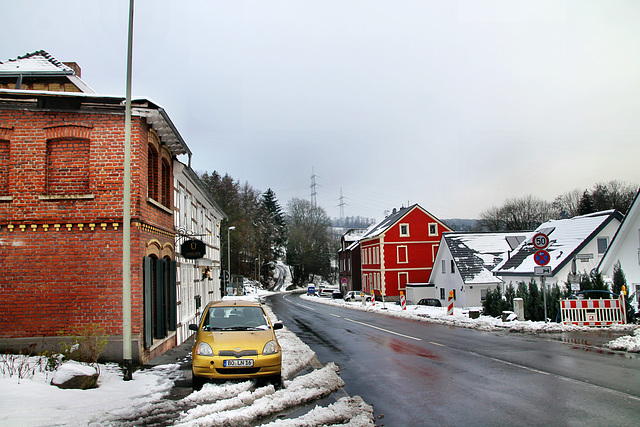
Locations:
560;297;625;327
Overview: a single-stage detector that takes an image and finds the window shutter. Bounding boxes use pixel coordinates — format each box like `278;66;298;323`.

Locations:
168;260;177;330
155;258;166;339
143;257;153;348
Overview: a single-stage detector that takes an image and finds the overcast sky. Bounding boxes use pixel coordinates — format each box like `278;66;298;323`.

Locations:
2;0;639;221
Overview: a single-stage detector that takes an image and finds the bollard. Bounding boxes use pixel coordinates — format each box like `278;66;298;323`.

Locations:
400;291;406;310
447;291;454;315
371;290;375;307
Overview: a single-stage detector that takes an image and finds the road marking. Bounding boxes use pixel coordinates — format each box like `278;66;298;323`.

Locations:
429;341;445;347
329;313;341;318
344;318;422;341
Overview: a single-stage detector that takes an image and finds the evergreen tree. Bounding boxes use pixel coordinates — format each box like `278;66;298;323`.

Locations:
527;280;543;321
577;191;595;215
612;262;637;323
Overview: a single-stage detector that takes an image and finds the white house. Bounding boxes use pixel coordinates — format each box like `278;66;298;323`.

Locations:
493;210;623;290
598;189;640;307
429;232;528;308
173;160;226;345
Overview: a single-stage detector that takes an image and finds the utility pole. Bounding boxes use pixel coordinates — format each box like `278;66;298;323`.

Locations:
122;0;134;381
310;168;317;206
339;187;345;219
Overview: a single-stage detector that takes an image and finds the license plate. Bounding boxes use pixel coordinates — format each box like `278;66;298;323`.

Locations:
223;359;254;367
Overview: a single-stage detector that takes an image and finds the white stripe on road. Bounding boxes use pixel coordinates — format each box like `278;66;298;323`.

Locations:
344;318;422;341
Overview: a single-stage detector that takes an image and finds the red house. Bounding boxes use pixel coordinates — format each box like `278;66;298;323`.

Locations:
359;204;452;300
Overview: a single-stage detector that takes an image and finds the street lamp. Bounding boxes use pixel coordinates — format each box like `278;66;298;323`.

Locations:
227;226;235;293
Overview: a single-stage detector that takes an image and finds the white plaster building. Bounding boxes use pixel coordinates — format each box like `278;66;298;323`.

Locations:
599;189;640;307
173;160;225;345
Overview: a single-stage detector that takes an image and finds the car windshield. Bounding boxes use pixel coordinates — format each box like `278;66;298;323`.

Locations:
201;306;270;331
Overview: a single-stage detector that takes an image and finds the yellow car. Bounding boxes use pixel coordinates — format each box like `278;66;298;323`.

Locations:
189;300;283;389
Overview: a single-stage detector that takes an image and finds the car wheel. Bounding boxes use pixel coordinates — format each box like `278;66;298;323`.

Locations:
269;374;282;389
192;373;206;391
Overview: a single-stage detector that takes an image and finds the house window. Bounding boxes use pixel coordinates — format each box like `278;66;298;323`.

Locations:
451;260;455;273
597;237;609;255
148;144;159;200
398;246;408;263
400;223;409;237
399;272;408;290
46;139;90;194
429;223;437;236
161;158;171;207
442;259;446;273
0;140;8;195
481;289;488;301
440;288;445;299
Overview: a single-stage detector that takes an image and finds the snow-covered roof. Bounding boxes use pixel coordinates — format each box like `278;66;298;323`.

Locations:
494;210;623;276
445;232;529;284
0;50;95;93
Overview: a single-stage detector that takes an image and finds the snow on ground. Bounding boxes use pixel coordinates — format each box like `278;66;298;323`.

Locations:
300;294;640;351
0;288;375;427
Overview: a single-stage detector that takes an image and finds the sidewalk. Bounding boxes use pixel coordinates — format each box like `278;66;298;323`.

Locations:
143;335;194;368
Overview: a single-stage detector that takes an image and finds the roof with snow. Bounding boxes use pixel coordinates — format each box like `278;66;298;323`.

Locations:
445;232;529;284
0;50;94;93
493;210;623;276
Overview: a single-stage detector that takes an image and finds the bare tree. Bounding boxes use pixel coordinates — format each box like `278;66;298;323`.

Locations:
553;188;583;218
479;195;557;231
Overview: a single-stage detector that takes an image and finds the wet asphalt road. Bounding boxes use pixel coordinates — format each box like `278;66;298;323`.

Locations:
268;293;640;426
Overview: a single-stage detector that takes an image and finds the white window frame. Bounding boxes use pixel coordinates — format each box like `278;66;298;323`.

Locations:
399;223;410;237
397;245;408;264
429;223;438;236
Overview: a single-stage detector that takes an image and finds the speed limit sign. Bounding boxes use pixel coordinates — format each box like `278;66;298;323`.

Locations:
533;233;550;250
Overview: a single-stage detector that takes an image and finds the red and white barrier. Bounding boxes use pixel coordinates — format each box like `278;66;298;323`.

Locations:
400;291;406;310
560;297;625;326
447;291;454;315
371;290;375;307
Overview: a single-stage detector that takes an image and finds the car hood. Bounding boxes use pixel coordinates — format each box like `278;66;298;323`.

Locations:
198;330;276;351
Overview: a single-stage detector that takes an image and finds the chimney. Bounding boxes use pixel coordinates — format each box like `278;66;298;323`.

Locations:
63;62;81;77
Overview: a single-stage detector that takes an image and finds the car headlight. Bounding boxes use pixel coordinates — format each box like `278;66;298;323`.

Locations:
262;340;278;355
196;342;214;356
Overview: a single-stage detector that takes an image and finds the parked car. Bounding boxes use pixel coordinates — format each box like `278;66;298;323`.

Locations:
344;291;371;302
416;298;442;307
189;300;283;389
331;290;343;299
318;286;339;297
395;299;414;306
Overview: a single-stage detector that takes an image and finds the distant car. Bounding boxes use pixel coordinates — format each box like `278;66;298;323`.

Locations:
344;291;371;302
318;287;338;297
331;290;343;299
395;299;414;306
307;284;316;295
416;298;442;307
189;300;283;389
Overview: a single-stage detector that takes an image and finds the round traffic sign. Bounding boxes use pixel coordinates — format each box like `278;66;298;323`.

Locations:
532;233;550;250
534;249;550;266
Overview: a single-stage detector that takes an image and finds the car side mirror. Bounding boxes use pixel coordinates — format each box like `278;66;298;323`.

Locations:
272;321;283;330
188;324;199;331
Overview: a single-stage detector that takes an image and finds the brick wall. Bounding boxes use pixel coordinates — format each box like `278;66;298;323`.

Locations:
0;106;177;362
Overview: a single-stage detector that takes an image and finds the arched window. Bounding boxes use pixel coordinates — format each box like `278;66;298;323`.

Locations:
147;143;159;200
161;157;171;207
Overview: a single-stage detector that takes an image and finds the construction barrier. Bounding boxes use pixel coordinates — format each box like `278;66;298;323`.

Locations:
371;290;375;307
400;291;406;310
560;297;625;327
447;291;454;316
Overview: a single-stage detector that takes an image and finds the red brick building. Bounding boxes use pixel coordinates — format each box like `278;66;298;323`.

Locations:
0;52;192;363
359;204;452;300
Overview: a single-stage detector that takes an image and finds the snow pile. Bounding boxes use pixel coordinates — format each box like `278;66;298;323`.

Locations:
50;360;97;384
605;328;640;352
0;293;374;426
176;363;345;426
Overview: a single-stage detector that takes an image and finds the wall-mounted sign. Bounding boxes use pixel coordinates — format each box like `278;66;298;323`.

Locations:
181;239;206;259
